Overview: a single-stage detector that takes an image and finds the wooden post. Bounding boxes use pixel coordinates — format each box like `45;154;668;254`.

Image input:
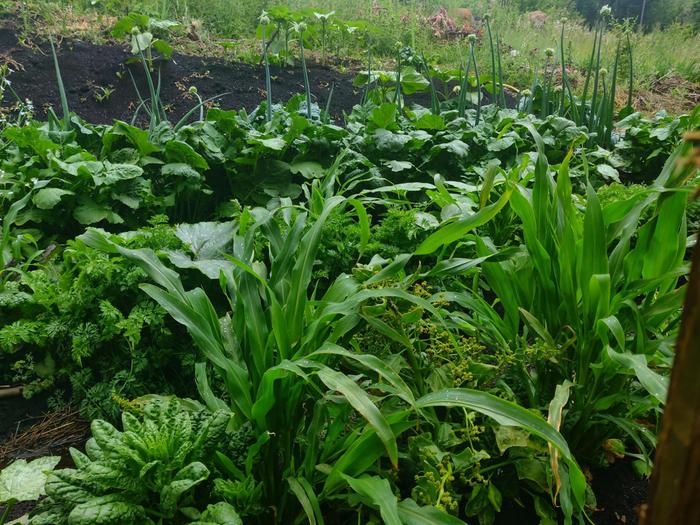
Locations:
641;132;700;525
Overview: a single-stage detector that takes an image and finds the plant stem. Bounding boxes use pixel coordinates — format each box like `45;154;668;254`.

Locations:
49;36;70;130
263;28;272;122
471;42;481;124
299;29;312;119
486;17;498;108
0;501;14;525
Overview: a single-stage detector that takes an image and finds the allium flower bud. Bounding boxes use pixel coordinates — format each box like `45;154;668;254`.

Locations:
600;5;612;17
130;26;141;35
521;89;532;97
467;34;477;44
259;11;270;26
545;47;555;57
296;22;307;33
188;86;198;95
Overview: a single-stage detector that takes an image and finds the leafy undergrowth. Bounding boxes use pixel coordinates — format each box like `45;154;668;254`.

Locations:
0;87;698;524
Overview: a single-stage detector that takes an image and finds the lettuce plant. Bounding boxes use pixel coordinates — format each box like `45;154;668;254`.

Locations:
29;397;232;525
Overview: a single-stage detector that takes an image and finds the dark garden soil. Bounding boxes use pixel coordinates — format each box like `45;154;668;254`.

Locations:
591;460;648;525
0;390;49;445
0;27;362;125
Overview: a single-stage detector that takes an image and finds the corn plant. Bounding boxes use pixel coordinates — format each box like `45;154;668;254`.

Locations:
418;125;691;465
84;176;586;524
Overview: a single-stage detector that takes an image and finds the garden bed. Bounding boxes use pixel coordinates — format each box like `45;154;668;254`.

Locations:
0;27;359;124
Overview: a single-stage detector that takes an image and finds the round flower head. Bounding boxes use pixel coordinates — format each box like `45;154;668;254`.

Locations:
394;41;403;52
600;5;612;18
188;86;198;95
259;12;270;26
545;47;555;57
561;17;568;24
467;34;477;44
599;68;608;77
130;26;141;35
296;22;307;33
521;89;532;97
484;13;491;21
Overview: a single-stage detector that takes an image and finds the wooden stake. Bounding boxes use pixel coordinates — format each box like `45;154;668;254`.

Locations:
641;132;700;525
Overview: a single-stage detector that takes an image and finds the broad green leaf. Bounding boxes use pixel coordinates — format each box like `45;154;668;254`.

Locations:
191;502;243;525
416;388;586;508
33;188;74;210
414;113;445;130
160;462;210;516
0;457;60;503
73;200;124;225
607;348;668;404
416;186;512;254
371;103;397;129
397;498;468;524
67;494;147;524
343;475;401;525
162;163;202;179
317;367;398;467
289;161;324;179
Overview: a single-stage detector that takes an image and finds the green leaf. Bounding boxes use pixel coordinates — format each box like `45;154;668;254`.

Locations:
397;498;468;524
343;475;401;525
606;348;668;404
289;161;324;179
160;462;210;516
33;188;74;210
67;494;147;524
92;163;143;186
73;200;124;225
0;457;60;504
596;164;620;182
288;477;325;525
416;186;513;254
371;103;397;129
414;113;445;130
415;388;586;509
317;367;398;468
191;502;243;525
162;163;202;179
165;141;209;169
